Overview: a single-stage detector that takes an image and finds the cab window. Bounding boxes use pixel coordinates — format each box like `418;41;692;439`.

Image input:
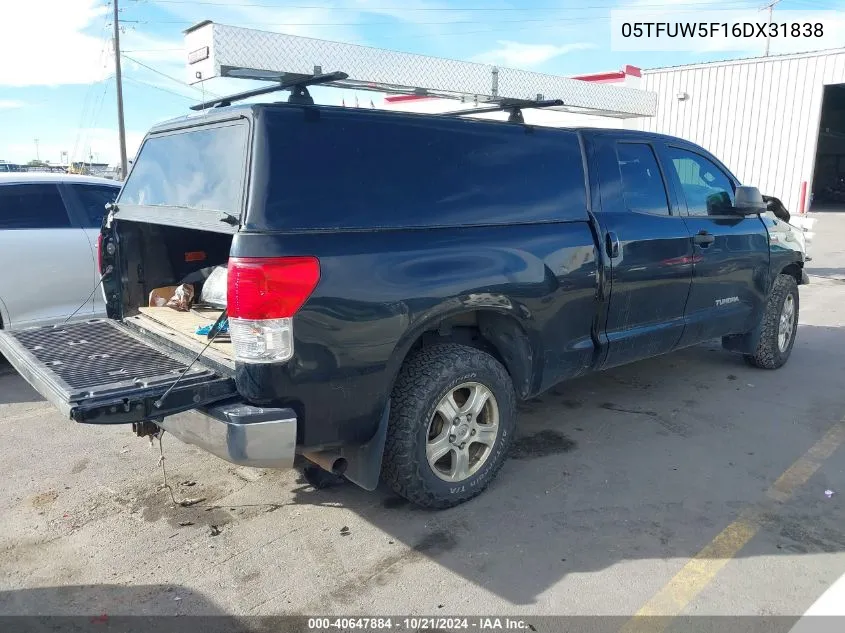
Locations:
615;143;670;216
666;147;735;216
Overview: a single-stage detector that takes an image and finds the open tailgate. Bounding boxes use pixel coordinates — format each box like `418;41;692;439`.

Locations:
0;319;237;424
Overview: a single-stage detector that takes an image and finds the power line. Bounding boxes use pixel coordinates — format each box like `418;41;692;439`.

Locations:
122;54;219;97
152;12;768;43
74;77;114;165
126;5;765;27
129;0;759;10
788;0;841;8
123;48;183;52
72;10;113;163
123;75;199;101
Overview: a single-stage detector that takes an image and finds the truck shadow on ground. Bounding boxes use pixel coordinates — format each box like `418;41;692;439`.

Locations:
282;325;845;607
0;583;222;616
0;358;43;405
0;585;281;632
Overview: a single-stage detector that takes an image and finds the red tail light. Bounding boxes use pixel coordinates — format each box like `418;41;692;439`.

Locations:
97;233;103;275
227;257;321;320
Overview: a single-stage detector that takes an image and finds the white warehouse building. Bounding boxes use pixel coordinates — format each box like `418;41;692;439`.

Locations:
383;48;845;215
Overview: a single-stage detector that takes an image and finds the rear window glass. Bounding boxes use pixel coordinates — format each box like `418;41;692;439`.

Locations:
118;122;248;214
257;108;587;230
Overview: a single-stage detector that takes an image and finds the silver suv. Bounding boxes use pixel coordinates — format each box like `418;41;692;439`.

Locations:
0;173;120;329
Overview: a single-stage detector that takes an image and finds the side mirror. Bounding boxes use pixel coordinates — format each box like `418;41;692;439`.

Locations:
733;186;767;215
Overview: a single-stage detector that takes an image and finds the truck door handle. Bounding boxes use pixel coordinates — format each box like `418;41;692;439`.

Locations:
694;231;715;247
606;231;620;258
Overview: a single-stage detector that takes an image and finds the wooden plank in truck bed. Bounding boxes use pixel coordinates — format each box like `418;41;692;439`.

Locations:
131;307;234;362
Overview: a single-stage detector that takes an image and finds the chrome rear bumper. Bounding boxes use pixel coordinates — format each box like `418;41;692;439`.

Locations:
160;402;297;468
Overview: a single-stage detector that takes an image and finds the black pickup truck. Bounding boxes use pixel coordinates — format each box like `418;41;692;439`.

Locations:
0;98;808;508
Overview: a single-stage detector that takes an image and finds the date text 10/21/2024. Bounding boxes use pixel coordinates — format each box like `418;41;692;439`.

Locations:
307;617;536;631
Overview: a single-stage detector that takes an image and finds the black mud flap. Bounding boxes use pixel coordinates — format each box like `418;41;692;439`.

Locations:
0;319;237;424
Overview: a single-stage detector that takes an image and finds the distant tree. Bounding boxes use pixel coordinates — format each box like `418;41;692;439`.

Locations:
27;159;46;167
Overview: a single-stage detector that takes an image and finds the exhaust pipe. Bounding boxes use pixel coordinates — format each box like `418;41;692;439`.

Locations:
302;450;348;476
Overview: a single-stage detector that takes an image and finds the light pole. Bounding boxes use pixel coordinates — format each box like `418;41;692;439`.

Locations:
113;0;128;180
763;0;782;57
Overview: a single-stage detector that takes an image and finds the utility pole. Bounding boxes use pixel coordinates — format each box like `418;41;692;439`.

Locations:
113;0;128;180
34;138;39;161
763;0;782;57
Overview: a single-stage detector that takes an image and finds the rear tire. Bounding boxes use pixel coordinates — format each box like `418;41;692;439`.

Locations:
382;344;516;509
743;274;799;369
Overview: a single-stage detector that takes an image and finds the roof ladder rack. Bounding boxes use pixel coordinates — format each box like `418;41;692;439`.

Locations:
438;98;564;123
189;71;348;111
183;21;657;119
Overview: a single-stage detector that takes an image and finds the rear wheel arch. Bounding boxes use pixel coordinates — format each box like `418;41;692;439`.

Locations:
388;308;538;400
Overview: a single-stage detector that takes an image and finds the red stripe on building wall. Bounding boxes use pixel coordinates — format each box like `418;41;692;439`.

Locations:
383;95;439;103
570;66;641;83
571;70;627;83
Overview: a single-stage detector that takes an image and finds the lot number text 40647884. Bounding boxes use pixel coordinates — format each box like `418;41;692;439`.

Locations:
306;617;534;631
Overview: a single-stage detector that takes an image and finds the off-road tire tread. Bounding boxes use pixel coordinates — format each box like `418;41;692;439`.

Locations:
743;274;799;369
381;343;516;509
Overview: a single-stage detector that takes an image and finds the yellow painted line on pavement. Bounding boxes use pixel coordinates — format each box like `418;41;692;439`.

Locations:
619;419;845;633
766;422;845;502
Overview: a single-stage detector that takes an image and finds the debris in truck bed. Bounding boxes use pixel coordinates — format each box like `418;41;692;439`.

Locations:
199;265;228;308
149;286;180;308
196;319;228;336
166;284;195;312
135;306;233;356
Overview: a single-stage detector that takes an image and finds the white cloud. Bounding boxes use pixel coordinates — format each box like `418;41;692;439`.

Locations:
0;100;26;109
0;0;112;86
474;41;596;68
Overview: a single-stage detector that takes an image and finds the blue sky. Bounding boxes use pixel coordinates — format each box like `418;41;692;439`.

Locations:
1;0;842;164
